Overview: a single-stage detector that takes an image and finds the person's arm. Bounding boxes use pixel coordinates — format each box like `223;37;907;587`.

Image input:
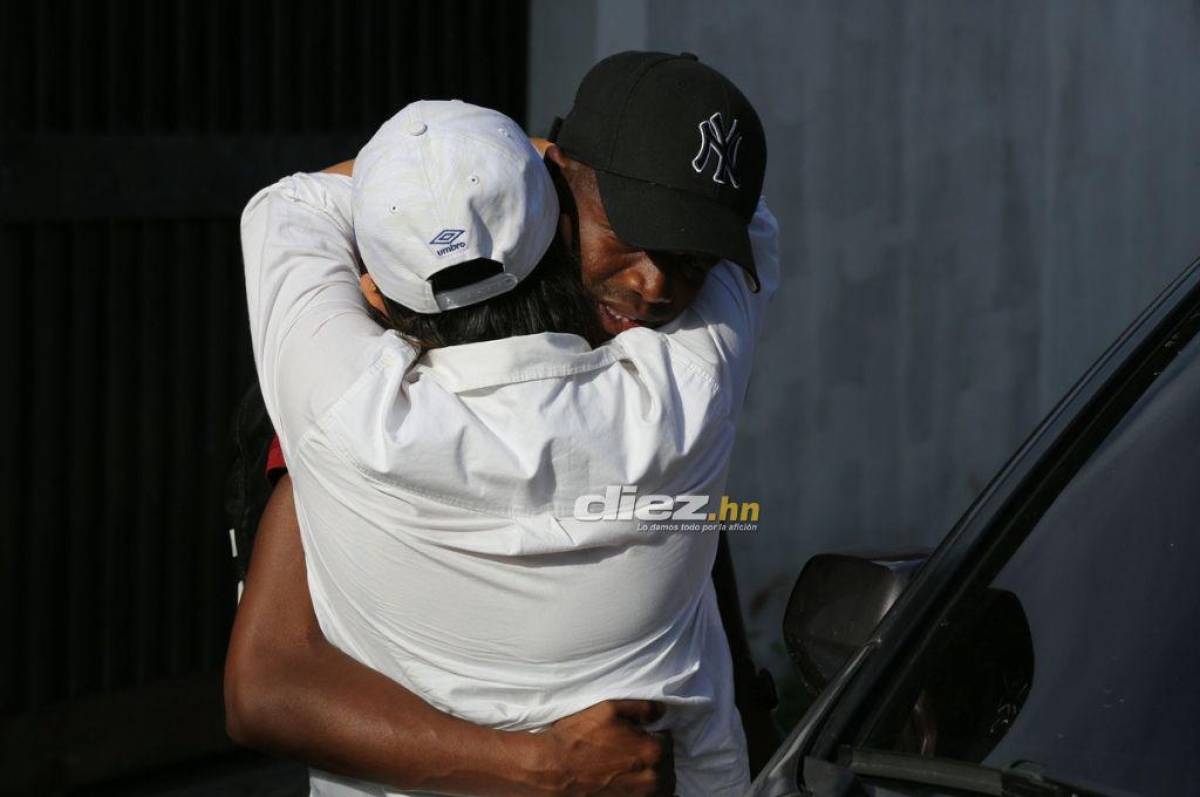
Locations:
225;474;677;797
241;166;400;460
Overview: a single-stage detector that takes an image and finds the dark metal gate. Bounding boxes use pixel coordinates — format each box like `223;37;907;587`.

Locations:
0;1;528;790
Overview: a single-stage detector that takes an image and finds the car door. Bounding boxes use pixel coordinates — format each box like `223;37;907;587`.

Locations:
751;258;1200;796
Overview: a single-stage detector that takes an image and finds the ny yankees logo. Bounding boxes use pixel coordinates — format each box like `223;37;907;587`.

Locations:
691;112;742;188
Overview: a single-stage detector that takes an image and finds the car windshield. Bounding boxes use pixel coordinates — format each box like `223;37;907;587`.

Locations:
850;323;1200;796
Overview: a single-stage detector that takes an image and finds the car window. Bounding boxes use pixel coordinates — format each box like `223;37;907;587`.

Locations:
852;328;1200;795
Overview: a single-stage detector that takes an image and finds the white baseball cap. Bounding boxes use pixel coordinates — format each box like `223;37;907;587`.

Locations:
352;100;559;314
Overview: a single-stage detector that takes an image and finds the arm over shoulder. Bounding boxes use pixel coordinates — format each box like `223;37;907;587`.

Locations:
241;172;417;451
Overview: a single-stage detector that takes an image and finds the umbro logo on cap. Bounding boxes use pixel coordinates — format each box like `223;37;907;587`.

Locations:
430;228;467;256
429;229;465;245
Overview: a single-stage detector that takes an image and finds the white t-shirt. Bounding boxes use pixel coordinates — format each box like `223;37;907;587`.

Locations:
241;171;780;797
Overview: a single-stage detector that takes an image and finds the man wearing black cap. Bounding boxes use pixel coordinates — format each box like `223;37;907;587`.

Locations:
548;50;767;334
226;51;779;796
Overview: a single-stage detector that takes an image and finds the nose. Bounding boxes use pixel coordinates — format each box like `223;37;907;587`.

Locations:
630;255;672;306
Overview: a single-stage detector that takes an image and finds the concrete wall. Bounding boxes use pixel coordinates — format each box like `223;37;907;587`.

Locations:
529;1;1200;674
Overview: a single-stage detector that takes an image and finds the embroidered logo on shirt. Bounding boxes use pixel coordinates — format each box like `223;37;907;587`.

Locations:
430;229;467;256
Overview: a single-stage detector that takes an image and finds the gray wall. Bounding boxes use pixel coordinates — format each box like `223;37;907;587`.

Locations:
529;1;1200;674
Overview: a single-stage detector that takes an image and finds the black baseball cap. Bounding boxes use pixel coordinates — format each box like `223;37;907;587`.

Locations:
553;51;767;290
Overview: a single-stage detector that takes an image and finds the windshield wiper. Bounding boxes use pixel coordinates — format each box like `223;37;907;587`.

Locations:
839;747;1107;796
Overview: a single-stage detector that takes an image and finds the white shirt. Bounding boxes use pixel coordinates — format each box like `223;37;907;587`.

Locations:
242;171;780;797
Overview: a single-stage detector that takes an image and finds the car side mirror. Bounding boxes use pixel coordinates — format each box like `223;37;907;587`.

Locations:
783;550;929;700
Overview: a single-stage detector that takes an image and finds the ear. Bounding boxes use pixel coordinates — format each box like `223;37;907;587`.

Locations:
359;273;390;317
543;143;567;170
542;145;573;209
542;145;579;250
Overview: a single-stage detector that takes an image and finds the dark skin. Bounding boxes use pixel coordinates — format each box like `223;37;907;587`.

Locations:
225;153;779;795
541;143;719;338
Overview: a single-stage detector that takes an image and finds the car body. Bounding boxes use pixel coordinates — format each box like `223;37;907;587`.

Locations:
748;258;1200;797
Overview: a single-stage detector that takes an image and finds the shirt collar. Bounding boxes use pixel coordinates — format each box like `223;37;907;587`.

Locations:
415;332;621;392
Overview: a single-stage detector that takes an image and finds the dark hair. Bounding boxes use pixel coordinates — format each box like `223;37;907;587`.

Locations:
368;231;602;351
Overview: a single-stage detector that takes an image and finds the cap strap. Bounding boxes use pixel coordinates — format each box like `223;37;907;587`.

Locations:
434;272;520;311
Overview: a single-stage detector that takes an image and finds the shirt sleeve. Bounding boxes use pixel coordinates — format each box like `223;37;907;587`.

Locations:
241;171;418;453
636;197;781;416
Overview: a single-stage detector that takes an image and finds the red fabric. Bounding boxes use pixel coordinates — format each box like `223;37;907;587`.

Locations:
265;435;288;484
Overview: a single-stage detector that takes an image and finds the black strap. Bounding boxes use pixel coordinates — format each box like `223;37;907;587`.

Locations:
224;382;278;583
